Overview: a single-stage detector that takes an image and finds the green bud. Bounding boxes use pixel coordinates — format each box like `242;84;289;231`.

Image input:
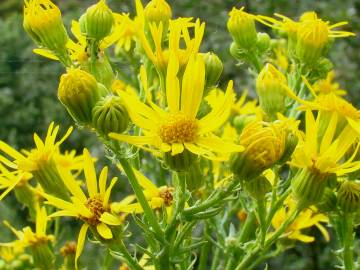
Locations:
256;32;271;53
291;168;329;208
337;180;360;213
58;68;110;125
203;52;223;92
144;0;172;26
82;0;114;41
278;131;298;164
230;42;247;60
227;7;257;50
186;160;203;191
82;54;115;89
14;183;37;219
244;175;271;200
164;150;197;172
316;188;337;213
256;63;287;119
92;96;129;136
233;115;256;133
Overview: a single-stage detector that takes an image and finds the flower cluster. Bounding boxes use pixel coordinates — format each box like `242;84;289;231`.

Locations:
1;0;359;269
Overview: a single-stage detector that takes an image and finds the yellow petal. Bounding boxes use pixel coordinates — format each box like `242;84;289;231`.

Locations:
99;212;122;226
83;149;98;197
99;166;108;199
96;223;113;239
33;48;59;61
171;143;184;156
75;224;89;270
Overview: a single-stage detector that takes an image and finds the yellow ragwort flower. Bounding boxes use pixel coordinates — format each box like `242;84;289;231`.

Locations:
312;71;347;96
110;56;243;160
40;149;123;269
272;197;329;243
112;165;175;218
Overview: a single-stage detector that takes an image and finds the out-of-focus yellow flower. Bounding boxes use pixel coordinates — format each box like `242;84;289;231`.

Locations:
110;57;243;160
0;246;24;263
41;149;123;270
113;13;137;52
272;197;329;243
1;206;54;248
112;165;174;218
312;71;346;96
0;123;79;199
111;79;137;96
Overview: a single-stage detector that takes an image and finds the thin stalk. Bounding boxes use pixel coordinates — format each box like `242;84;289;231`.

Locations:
256;199;267;246
118;158;163;238
343;214;354;270
116;240;143;270
210;248;221;270
237;211;256;243
197;225;211;270
235;207;300;270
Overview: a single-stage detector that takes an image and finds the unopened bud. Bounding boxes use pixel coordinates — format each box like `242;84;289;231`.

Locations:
256;32;270;53
227;7;257;50
256;64;287;119
58;68;110;125
337;180;360;213
203;52;223;92
244;175;271;200
81;0;114;41
92;96;129;136
144;0;172;26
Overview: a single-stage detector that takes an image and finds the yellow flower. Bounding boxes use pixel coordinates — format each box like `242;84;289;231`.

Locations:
40;149;123;269
23;0;68;53
0;246;24;262
1;206;54;248
290;110;360;175
258;12;354;40
312;71;346;96
110;56;243;160
272;197;329;243
113;13;137;52
231;120;286;180
0;123;77;199
135;6;205;72
112;165;174;218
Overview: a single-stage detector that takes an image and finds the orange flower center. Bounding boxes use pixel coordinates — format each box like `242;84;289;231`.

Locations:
159;114;198;144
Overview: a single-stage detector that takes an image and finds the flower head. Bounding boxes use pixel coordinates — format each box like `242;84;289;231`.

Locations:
23;0;68;53
272;197;329;243
110;57;243;161
40;149;123;269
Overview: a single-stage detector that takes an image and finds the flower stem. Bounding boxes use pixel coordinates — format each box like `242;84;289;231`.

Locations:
343;214;354;270
116;240;143;270
118;158;163;238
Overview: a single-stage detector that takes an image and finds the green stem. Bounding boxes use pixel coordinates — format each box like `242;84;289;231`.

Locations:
343;214;354;270
210;248;221;270
118;158;163;238
235;207;300;270
237;211;256;243
256;199;267;246
183;179;238;217
197;225;211;270
115;240;143;270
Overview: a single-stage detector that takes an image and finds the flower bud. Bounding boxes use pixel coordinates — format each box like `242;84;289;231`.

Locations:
144;0;172;27
203;52;223;93
186;160;203;191
256;32;271;53
58;68;110;125
23;0;69;53
244;175;271;200
82;0;114;41
82;54;115;89
164;150;197;172
92;96;129;136
278;131;298;164
256;64;287;119
60;242;76;270
291;168;330;208
317;188;337;213
227;7;257;50
337;180;360;213
231;122;285;181
233;115;257;133
296;19;329;65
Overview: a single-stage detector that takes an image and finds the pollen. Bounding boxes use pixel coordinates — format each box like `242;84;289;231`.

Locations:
159;186;175;206
83;196;108;226
159;114;199;144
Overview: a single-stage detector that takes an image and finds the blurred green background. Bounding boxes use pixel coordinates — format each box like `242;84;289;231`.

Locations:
0;0;359;269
